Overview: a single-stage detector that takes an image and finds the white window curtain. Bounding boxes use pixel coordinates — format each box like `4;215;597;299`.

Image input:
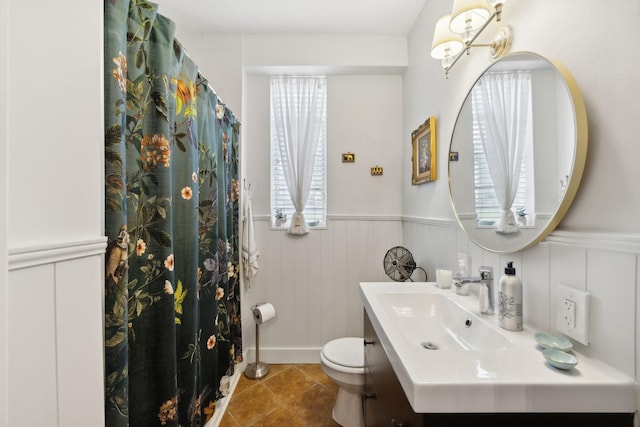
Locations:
471;71;532;234
270;76;327;235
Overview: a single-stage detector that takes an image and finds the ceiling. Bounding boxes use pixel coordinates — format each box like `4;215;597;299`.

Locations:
152;0;426;35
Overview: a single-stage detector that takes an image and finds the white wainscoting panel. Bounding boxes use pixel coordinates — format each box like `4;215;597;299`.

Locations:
520;242;550;331
7;241;106;427
583;250;636;376
8;264;58;427
242;216;403;363
55;256;105;427
401;217;459;280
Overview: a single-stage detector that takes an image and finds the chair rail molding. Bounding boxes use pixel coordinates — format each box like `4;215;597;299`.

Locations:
544;231;640;254
402;216;640;254
252;214;403;222
8;237;108;271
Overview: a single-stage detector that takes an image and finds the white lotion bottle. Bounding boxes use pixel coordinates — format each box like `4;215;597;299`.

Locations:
498;261;523;331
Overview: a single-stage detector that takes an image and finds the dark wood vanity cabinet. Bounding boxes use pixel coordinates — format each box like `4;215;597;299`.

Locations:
364;311;422;427
363;310;634;427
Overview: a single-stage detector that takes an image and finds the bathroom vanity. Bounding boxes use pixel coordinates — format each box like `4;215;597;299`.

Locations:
361;282;636;427
364;311;423;426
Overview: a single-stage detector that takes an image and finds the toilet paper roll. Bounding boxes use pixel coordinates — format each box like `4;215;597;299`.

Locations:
252;303;276;324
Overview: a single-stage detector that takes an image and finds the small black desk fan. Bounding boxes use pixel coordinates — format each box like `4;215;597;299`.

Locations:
383;246;427;282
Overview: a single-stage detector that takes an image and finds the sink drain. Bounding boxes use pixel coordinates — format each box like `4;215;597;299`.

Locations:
421;341;439;350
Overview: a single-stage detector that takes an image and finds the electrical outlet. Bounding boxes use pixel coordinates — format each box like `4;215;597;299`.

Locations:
561;299;576;328
556;284;590;345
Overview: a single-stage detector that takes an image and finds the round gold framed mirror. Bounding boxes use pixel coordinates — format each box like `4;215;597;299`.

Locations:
448;52;587;253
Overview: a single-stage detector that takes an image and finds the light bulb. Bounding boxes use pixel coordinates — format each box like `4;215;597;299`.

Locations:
462;18;475;44
441;49;454;70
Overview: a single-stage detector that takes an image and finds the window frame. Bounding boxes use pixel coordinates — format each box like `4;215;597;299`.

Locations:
269;76;327;230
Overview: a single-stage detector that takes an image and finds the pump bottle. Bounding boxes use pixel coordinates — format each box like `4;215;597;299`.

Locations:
498;261;523;331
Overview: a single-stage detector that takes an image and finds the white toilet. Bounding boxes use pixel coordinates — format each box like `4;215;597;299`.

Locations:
320;337;365;427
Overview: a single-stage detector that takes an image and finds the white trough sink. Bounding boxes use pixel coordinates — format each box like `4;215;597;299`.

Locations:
360;281;636;414
378;291;512;352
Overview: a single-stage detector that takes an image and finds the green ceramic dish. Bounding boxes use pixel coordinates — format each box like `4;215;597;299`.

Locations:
542;349;578;370
534;332;573;352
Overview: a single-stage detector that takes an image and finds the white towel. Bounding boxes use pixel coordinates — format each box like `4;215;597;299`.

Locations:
241;193;259;288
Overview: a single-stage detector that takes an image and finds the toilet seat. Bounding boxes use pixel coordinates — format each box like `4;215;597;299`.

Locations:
321;337;364;369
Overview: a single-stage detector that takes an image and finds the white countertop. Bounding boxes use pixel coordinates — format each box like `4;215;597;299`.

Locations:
360;281;637;414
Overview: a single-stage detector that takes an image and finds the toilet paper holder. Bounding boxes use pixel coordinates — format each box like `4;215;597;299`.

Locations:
245;303;272;380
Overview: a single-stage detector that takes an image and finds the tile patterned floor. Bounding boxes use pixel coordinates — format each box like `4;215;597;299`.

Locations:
220;364;342;427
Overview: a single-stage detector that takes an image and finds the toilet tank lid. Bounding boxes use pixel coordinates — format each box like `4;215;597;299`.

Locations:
322;337;364;368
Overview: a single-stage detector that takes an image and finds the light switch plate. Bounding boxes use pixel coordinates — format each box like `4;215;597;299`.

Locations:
556;284;590;345
342;152;355;163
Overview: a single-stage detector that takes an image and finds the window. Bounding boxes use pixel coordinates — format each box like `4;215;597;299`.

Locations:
270;76;327;229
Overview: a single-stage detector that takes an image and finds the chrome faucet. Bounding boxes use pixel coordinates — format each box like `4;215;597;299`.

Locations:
453;266;494;315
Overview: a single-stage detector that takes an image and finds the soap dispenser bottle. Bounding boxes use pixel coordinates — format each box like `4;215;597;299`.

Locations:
498;261;523;331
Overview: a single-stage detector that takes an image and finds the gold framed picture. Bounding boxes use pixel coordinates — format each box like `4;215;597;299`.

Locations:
411;116;437;185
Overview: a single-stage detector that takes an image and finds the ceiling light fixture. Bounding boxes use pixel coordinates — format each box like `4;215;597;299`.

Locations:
431;0;512;78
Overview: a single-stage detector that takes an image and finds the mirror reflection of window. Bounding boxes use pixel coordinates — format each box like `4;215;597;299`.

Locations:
447;52;588;253
471;71;535;230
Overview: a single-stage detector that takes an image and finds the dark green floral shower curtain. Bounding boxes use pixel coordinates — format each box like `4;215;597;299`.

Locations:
104;1;242;425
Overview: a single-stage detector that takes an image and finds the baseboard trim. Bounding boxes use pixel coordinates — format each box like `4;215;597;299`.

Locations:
205;356;247;427
8;237;108;271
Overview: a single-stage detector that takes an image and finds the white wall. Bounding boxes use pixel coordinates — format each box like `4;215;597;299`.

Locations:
244;73;404;218
4;0;106;425
0;0;8;425
240;35;407;361
243;73;405;360
243;34;408;74
403;0;640;381
405;0;640;230
8;1;103;248
175;33;244;120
